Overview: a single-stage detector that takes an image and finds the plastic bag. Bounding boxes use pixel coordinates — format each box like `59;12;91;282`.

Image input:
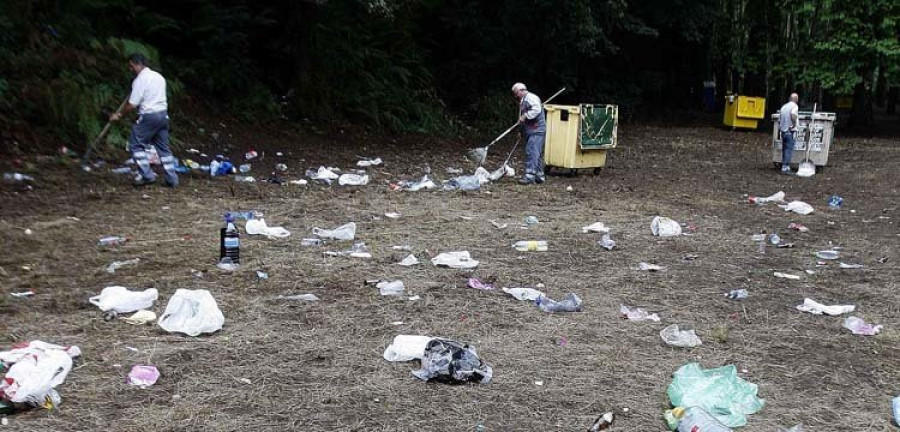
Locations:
535;293;583;312
398;254;420;266
308;166;339;181
582;222;610;234
245;218;291;238
502;287;544;301
338;173;370;186
377;280;405;296
401;175;436;191
621;305;660;322
667;363;765;427
780;201;814;215
127;365;160;388
124;310;157;325
651;216;682;237
105;258;140;274
89;286;158;314
312;222;356;241
660;325;702;347
411;338;493;384
467;278;494;291
843;316;882;335
599;233;616;250
0;341;82;407
158;289;225;336
383;335;434;362
357;157;383;167
431;251;479;269
795;298;855;316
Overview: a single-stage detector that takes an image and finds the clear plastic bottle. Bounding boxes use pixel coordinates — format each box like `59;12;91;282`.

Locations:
513;240;548;252
665;407;732;432
535;293;582;312
220;214;240;263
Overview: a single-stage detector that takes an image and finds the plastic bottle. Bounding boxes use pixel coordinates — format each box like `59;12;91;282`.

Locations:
301;238;323;246
725;289;749;300
220;214;240;263
535;293;582;312
665;407;732;432
892;396;900;427
3;173;35;182
513;240;548;252
98;236;128;247
769;233;780;245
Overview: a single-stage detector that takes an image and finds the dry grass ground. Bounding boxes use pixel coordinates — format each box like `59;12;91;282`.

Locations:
1;122;899;431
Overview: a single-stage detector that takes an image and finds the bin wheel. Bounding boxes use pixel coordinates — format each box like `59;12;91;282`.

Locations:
566;169;577;178
593;167;603;175
544;166;552;175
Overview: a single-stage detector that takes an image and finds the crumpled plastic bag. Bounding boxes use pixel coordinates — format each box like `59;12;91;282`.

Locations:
124;310;157;325
502;287;544;301
377;280;405;296
621;305;660;322
667;363;765;428
535;293;583;312
843;316;882;335
357;157;383;167
338;173;370;186
431;251;479;269
0;341;82;407
158;289;225;336
307;166;340;182
780;201;814;215
411;338;493;384
488;164;515;181
651;216;682;237
749;190;785;204
245;218;291;238
660;324;702;347
126;365;160;388
401;175;436;191
582;222;610;234
444;175;482;191
398;254;419;266
89;286;158;314
383;335;434;362
312;222;356;240
795;298;855;316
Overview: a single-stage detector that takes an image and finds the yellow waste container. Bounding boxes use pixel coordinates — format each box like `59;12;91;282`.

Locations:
723;95;766;129
543;104;618;175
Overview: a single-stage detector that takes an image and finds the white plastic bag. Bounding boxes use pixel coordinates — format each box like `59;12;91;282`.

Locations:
377;280;405;296
383;335;434;362
309;166;339;180
338;173;370;186
502;287;545;301
0;341;81;407
245;218;291;238
312;222;356;240
651;216;682;237
398;254;420;266
660;324;702;347
780;201;814;215
158;289;225;336
357;157;383;167
621;305;661;322
473;167;492;184
431;251;479;269
796;298;855;316
89;286;158;313
582;222;610;234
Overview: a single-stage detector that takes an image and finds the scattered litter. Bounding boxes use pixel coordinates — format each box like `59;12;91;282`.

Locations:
843;316;882;336
780;201;814;215
245;150;258;160
502;287;545;301
105;258;140;274
307;166;340;184
445;167;463;174
398;254;420;266
788;222;809;232
399;175;436;191
339;173;370;186
667;363;764;428
489;220;508;230
10;291;35;298
2;173;35;182
535;293;583;313
411;338;492;384
98;236;128;247
769;233;781;245
24;228;32;235
158;289;225;336
513;240;548;251
660;325;702;347
312;222;356;240
216;257;237;272
467;278;494;291
598;233;616;250
256;270;269;281
357;158;383;167
126;365;160;388
582;222;610;234
276;151;283;156
524;215;540;226
815;250;840;260
377;280;405;296
566;185;574;192
839;262;863;269
725;289;749;300
748;190;785;204
827;195;843;209
444;174;483;191
245;218;291;238
289;179;308;186
275;163;288;172
383;335;434;362
588;412;614;432
773;272;800;280
276;294;319;302
408;295;420;301
89;286;158;314
651;216;682;237
877;257;889;264
384;212;401;219
111;167;133;174
637;262;666;272
324;242;371;258
620;305;660;322
805;269;816;275
239;163;251;173
431;251;479;269
391;321;404;326
300;238;322;247
123;310;157;325
796;298;855;316
0;341;81;408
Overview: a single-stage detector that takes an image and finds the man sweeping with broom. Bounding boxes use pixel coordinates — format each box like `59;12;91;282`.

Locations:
512;83;546;185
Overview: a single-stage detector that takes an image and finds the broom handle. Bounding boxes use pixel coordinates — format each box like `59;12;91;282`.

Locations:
83;98;129;164
805;103;817;159
487;87;567;149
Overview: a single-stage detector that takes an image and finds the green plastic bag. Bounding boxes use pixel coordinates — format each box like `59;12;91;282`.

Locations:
667;363;765;428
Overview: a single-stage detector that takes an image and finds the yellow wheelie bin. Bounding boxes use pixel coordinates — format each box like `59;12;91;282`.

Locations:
543;104;618;175
723;94;766;129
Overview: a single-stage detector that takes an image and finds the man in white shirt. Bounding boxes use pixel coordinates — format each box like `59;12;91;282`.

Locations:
110;53;178;187
512;83;546;185
777;93;800;175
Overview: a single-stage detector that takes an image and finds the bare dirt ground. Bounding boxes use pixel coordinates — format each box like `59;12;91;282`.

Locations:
1;120;899;431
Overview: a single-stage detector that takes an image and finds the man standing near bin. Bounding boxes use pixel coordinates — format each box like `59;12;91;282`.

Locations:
512;83;546;185
110;53;178;187
778;93;800;175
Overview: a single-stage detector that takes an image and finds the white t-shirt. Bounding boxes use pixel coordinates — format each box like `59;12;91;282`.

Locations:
129;67;168;114
779;101;798;132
